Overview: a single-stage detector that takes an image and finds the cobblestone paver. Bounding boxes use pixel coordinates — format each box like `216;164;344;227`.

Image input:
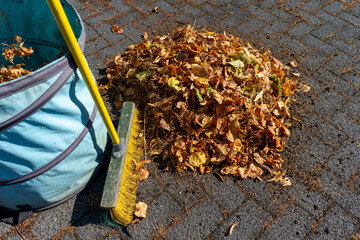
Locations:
1;0;359;239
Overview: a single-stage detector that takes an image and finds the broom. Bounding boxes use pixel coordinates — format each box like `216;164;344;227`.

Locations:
47;0;142;226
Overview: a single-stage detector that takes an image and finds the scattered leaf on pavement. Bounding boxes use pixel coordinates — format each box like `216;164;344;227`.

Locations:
111;24;123;34
134;202;148;218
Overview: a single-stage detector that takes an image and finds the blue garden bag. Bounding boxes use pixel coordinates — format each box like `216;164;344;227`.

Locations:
0;0;108;214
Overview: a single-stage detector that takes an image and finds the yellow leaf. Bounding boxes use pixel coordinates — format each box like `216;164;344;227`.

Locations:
194;77;209;87
189;151;209;167
167;77;181;91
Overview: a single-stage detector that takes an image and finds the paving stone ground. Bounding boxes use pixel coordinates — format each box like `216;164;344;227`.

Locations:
1;0;360;239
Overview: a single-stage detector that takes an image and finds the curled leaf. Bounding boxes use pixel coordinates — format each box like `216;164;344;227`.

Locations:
139;169;149;181
134;202;148;218
228;222;239;236
167;77;181;91
111;24;123;34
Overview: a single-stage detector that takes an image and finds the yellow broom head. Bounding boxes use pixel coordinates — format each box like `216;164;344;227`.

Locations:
109;108;143;226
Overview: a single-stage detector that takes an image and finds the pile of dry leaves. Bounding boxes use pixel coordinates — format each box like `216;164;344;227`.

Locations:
1;36;34;84
104;25;307;185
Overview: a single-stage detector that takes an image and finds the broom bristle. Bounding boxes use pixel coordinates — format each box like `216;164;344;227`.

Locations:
109;108;143;226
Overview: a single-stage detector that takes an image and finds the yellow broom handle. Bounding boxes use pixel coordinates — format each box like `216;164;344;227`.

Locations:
47;0;120;145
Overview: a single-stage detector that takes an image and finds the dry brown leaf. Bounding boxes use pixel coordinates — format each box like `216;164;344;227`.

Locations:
292;72;300;78
1;36;34;83
111;24;123;34
143;32;148;40
267;170;292;186
139;169;149;181
289;60;297;67
152;6;159;13
134;202;148;218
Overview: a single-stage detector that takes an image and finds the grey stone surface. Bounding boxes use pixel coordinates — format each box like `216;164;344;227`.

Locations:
327;140;360;180
32;194;93;240
194;14;217;27
83;37;109;55
314;10;347;27
3;233;23;240
151;170;208;209
287;21;315;37
268;7;298;23
86;54;106;79
165;200;225;240
301;0;323;13
218;15;243;29
302;114;348;148
236;17;266;34
232;0;256;8
310;22;340;40
322;2;344;14
287;178;331;218
154;0;180;15
0;222;12;237
343;92;360;120
308;205;358;239
210;200;271;240
299;50;327;72
330;112;360;141
110;0;133;14
176;2;204;17
293;8;324;26
320;170;360;219
74;212;113;240
246;5;277;22
128;0;154;13
110;11;143;26
84;9;119;26
127;192;183;239
94;22;127;43
224;5;252;22
197;2;226;19
259;204;316;240
121;24;144;44
261;19;290;36
280;0;304;10
240;179;291;216
136;175;163;203
337;24;360;42
276;34;312;56
202;174;247;213
326;53;357;75
301;34;337;56
312;88;346;120
292;135;334;174
326;36;360;58
337;11;360;27
255;0;279;9
312;70;357;96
